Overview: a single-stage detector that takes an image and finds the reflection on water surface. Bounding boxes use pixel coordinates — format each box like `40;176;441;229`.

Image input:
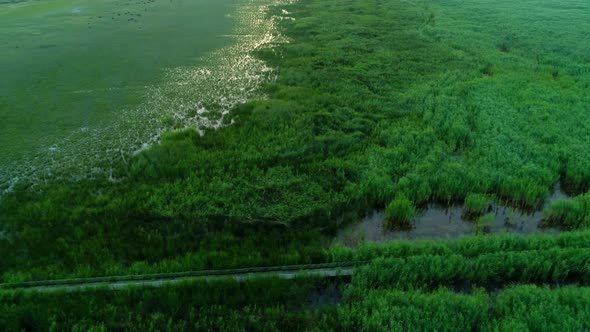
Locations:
336;185;569;246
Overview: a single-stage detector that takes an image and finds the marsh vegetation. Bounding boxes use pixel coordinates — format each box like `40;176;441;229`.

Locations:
4;230;590;330
4;0;590;280
2;0;590;329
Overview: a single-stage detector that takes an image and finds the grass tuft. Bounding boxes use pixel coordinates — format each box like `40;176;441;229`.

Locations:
384;195;416;230
464;194;493;220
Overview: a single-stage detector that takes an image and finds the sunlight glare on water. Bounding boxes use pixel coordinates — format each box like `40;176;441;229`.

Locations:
0;0;296;193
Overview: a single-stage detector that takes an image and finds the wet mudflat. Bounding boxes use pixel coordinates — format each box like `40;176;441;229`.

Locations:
336;186;569;245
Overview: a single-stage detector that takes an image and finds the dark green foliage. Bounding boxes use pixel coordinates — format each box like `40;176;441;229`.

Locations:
481;63;495;76
384;195;416;229
3;280;590;331
0;277;332;332
0;219;329;283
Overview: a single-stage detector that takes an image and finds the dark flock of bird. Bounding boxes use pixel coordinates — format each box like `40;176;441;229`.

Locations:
88;0;159;30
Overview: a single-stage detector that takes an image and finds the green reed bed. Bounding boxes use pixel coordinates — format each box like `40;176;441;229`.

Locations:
3;277;590;331
3;0;590;286
353;247;590;291
337;285;590;332
329;230;590;262
0;277;334;332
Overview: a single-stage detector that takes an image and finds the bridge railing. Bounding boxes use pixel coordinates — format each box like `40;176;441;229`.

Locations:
0;261;368;290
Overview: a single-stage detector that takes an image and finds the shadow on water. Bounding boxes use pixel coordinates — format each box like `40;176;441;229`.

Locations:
336;185;569;246
307;281;346;309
